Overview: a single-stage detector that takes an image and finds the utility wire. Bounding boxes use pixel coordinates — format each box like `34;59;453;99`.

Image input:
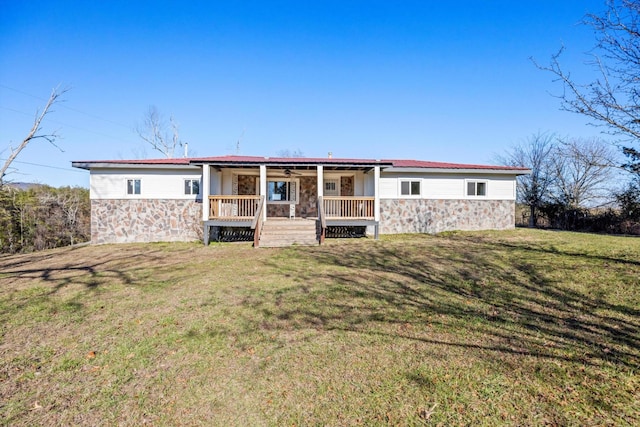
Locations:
0;158;86;173
0;105;139;145
0;83;132;129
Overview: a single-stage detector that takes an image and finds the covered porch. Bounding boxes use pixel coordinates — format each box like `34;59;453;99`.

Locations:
193;157;389;246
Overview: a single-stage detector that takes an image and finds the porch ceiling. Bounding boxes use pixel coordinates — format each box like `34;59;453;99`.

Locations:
189;156;392;171
202;164;376;172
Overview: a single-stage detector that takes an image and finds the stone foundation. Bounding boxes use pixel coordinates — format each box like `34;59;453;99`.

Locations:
380;199;515;234
91;199;202;244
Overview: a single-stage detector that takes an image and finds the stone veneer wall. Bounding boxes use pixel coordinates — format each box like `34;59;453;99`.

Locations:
91;199;202;244
340;176;354;196
238;175;256;195
267;176;317;218
380;199;515;234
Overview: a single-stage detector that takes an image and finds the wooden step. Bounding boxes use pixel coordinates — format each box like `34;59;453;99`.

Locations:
259;219;318;247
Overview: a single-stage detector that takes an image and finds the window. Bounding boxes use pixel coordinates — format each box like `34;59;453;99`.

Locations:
467;181;487;196
126;179;141;195
268;179;298;203
400;180;421;196
324;179;339;196
184;179;200;195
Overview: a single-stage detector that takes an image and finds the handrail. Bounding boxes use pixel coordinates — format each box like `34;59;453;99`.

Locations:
251;196;265;229
252;195;265;247
318;196;326;244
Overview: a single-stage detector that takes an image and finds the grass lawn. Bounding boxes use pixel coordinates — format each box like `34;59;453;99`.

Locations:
0;229;638;426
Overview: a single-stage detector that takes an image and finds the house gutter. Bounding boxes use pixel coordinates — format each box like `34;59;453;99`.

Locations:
384;167;531;175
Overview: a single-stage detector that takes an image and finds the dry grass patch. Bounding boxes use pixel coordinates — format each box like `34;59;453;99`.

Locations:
1;230;638;425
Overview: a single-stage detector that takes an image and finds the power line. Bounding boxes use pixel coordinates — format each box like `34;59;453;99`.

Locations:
0;158;86;173
0;105;139;145
0;83;133;129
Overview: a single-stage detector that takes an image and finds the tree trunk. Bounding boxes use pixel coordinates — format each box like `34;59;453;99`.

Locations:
529;205;537;228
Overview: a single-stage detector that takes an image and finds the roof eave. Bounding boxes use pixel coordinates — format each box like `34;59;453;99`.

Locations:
189;160;394;168
385;167;531;175
71;162;198;170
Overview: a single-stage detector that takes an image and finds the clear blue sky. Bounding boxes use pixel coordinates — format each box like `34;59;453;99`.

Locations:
1;0;610;187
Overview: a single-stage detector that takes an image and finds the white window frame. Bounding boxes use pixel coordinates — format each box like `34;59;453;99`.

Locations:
184;178;200;196
324;178;340;196
399;179;421;197
126;178;141;195
466;180;488;197
267;178;300;204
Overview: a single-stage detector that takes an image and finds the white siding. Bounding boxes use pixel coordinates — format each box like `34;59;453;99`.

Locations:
221;169;234;195
379;177;398;198
210;167;222;195
379;172;518;200
422;177;461;199
363;170;376;196
90;168;202;200
353;171;366;196
487;177;516;199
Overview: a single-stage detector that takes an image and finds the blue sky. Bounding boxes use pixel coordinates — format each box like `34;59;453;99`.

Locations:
0;0;610;187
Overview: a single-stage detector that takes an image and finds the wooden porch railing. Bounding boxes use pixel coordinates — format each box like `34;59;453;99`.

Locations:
318;196;326;244
209;195;261;219
322;196;375;219
251;196;266;247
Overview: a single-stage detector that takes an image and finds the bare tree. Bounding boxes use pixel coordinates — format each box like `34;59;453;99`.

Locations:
276;149;305;158
533;0;640;174
496;132;555;227
549;137;618;208
135;106;182;158
0;87;68;187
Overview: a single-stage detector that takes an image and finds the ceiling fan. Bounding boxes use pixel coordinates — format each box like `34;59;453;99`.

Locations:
283;168;302;177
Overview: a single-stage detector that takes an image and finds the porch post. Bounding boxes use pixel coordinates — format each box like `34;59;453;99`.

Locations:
374;165;380;222
202;164;210;221
316;165;323;198
260;164;267;222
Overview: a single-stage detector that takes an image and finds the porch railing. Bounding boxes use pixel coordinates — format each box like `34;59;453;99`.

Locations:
251;196;266;247
322;196;375;219
209;195;261;219
318;196;326;244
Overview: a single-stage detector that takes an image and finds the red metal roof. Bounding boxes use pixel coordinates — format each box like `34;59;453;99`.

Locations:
72;155;529;171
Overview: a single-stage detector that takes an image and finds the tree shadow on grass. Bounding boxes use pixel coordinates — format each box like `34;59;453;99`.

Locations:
259;235;640;370
0;246;182;318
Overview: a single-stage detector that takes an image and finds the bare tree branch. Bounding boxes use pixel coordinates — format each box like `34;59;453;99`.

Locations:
135;106;183;158
533;0;640;174
550;137;618;208
496;132;556;227
0;86;68;187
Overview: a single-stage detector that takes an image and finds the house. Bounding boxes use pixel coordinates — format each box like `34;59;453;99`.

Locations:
71;155;530;246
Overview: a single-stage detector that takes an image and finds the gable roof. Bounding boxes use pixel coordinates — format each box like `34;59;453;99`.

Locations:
72;155;530;173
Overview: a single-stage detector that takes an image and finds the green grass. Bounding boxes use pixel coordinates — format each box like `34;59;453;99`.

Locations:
0;230;638;425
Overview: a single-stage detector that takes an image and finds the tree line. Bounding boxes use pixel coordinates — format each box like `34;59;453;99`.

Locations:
504;0;640;234
500;132;640;233
0;185;90;253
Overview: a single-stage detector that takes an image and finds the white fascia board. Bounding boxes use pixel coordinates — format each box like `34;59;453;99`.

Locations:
383;167;531;175
76;163;200;171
